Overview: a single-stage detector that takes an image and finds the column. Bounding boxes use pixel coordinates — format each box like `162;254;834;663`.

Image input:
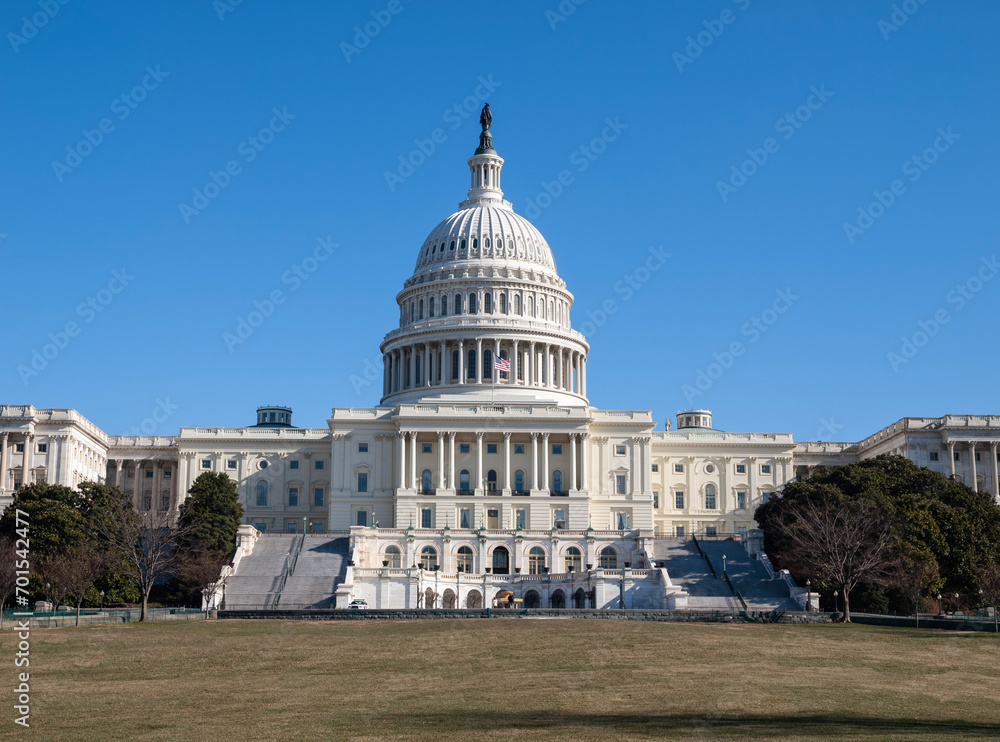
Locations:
423;344;430;387
542;433;550;491
449;432;456;490
475;339;483;384
529;342;536;386
0;433;8;492
503;432;511;493
531;433;539;490
397;433;405;489
476;432;484;495
569;434;578;492
21;432;33;489
458;340;465;384
409;432;417;491
437;433;445;490
154;461;163;510
581;433;590;491
557;348;563;389
969;442;978;492
383;354;389;397
114;458;124;490
948;441;955;478
511;340;519;385
991;442;999;500
581;356;587;398
408;347;415;389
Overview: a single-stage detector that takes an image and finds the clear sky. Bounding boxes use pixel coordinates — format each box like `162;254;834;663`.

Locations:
2;0;997;442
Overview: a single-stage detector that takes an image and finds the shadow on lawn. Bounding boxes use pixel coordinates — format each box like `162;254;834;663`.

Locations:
388;712;1000;737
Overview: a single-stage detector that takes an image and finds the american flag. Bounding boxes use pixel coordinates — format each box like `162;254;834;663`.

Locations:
495;357;511;373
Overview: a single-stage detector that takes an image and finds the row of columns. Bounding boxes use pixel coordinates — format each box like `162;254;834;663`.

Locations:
947;440;1000;498
112;458;173;510
395;431;590;495
384;339;586;397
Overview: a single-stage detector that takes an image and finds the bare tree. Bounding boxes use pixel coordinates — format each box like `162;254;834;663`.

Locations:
175;549;231;617
40;545;106;626
772;500;898;622
976;564;1000;634
894;553;940;628
96;497;191;622
0;535;19;628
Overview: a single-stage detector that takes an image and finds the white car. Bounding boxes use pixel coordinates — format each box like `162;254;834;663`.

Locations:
347;599;369;610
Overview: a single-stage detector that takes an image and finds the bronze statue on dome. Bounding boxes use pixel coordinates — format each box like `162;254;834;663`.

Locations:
480;103;492;132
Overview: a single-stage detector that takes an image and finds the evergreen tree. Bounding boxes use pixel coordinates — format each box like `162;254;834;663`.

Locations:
177;472;244;554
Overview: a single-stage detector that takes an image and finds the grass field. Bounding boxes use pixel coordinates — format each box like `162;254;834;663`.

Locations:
4;618;999;741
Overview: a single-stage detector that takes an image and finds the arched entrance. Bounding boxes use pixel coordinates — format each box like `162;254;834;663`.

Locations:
465;590;483;609
492;546;510;575
424;587;437;609
550;589;566;609
573;587;587;609
442;589;457;609
524;590;541;608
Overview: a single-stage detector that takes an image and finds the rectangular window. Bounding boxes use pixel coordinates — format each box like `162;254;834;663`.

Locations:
553;508;566;530
315;460;325;470
652;464;659;473
674;463;684;473
616;512;630;530
487;509;499;529
287;522;297;534
37;443;47;453
226;460;236;470
675;491;685;509
487;444;497;454
254;523;268;533
736;464;746;474
706;525;718;537
201;459;211;469
312;522;324;533
705;490;717;509
552;444;562;455
356;510;368;527
616;475;627;495
460;508;471;529
164;469;172;478
515;509;526;529
289;488;299;507
976;452;981;462
15;444;24;453
421;508;432;528
762;492;772;504
675;524;685;537
954;452;960;461
314;488;324;507
358;442;369;453
290;460;299;470
929;451;939;461
460;444;470;454
161;496;170;511
653;493;659;508
143;496;152;511
615;445;626;456
514;444;525;455
145;470;154;478
737;491;747;510
357;473;368;493
761;464;771;474
423;443;432;454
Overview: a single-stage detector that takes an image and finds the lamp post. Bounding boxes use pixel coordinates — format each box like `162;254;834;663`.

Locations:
99;590;105;611
722;554;727;577
805;579;811;612
937;593;943;616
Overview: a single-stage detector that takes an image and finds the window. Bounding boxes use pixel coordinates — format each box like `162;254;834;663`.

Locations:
460;443;470;454
421;508;432;528
565;547;582;573
289;460;299;470
528;547;546;575
469;293;477;313
161;496;170;511
552;444;562;455
164;469;172;478
487;443;497;454
515;508;526;529
37;443;47;453
145;470;154;478
287;522;297;534
615;445;626;456
384;545;401;568
421;469;432;493
737;491;747;510
976;452;981;462
143;496;152;511
226;460;236;470
500;293;507;313
652;464;659;473
653;492;659;508
675;524;685;537
422;443;432;453
454;293;462;313
315;461;324;470
420;546;438;570
762;492;772;504
460;508;471;529
954;452;960;462
484;293;492;314
675;491;685;509
736;464;746;474
460;469;470;493
514;470;525;494
452;350;460;380
674;463;684;473
441;296;448;316
314;488;324;507
553;508;566;530
514;444;524;455
706;464;715;474
456;546;474;573
356;510;368;527
358;472;368;493
929;451;939;461
616;474;627;495
312;523;324;534
706;525;718;537
256;481;268;506
599;547;617;569
705;484;717;510
467;350;477;380
288;487;299;507
483;349;492;379
761;464;771;474
357;442;368;453
15;444;23;453
486;469;498;492
429;297;435;317
552;470;563;493
616;511;630;530
201;459;211;469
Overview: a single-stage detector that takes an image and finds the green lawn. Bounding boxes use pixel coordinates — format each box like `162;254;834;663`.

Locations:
5;618;999;741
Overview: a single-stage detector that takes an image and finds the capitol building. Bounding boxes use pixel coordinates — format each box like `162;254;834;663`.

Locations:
3;110;998;611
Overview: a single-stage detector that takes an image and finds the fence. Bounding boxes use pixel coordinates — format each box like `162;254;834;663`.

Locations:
1;607;208;629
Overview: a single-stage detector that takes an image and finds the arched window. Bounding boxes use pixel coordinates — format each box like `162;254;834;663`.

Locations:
486;469;497;493
441;296;447;316
514;295;521;315
484;293;492;314
552;470;563;493
452;350;460;381
492;547;509;573
454;293;462;313
541;301;546;320
514;470;525;494
565;547;582;573
460;469;470;493
500;293;507;314
450;240;455;251
419;299;424;320
498;350;508;379
469;293;477;314
528;297;535;317
484;237;491;248
483;349;493;379
460;239;467;251
472;238;478;250
420;546;438;570
429;297;435;317
508;239;514;251
456;546;474;573
705;483;717;509
384;545;401;568
256;480;268;506
467;350;477;381
528;546;546;575
600;546;618;569
421;469;432;494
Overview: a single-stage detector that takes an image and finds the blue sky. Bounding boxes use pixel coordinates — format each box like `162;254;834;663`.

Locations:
2;0;997;441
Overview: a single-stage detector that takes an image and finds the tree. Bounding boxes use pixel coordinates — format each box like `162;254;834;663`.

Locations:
0;535;18;628
40;545;106;626
174;549;231;616
767;499;898;622
95;489;191;621
0;483;86;558
976;564;1000;634
177;473;244;554
894;550;941;628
